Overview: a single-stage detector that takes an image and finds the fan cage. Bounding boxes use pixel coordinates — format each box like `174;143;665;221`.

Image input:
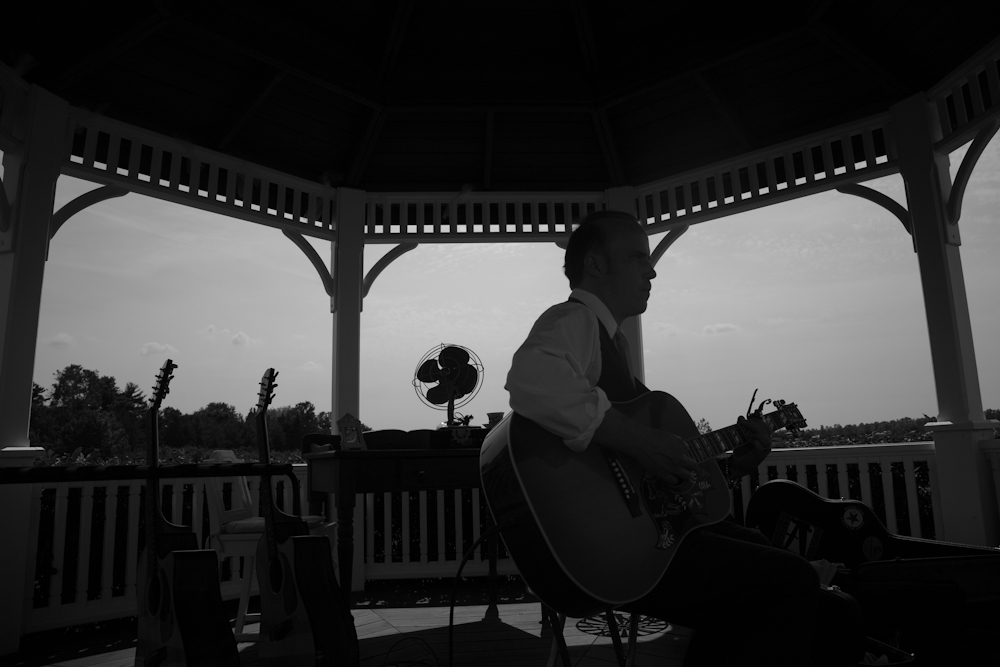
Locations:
412;343;484;411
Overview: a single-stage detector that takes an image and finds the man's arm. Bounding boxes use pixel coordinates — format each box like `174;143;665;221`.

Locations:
592;408;698;484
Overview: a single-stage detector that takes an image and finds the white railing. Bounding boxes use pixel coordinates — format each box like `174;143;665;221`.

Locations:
733;443;941;540
16;464;510;634
19;469;307;633
18;441;991;637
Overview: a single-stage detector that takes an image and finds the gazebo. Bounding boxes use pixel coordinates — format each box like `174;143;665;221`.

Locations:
2;1;999;660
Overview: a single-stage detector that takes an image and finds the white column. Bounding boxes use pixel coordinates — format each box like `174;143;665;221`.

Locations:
330;187;365;433
0;446;45;655
0;87;68;450
891;94;999;546
605;186;646;384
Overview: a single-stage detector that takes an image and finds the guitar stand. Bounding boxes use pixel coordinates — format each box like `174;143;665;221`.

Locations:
543;605;639;667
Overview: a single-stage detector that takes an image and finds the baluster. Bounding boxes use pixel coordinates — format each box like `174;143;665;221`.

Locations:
25;483;45;609
125;480;143;604
382;491;392;564
985;60;1000;115
401;491;411;564
803;145;816;184
902;457;921;537
365;493;375;567
836;459;850;499
747;161;760;198
418;490;429;566
189;157;204;197
879;456;898;534
79;125;98;168
276;183;288;220
842;134;855;174
74;482;96;605
859;458;874;508
106;133;122;176
471;488;481;564
100;484;119;602
436;490;446;561
820;141;835;179
167;150;182;192
546;201;556;233
454;489;464;562
128;138;141;180
149;147;164;186
861;129;877;169
49;483;70;608
926;454;945;540
815;460;829;498
764;156;777;195
951;84;969;127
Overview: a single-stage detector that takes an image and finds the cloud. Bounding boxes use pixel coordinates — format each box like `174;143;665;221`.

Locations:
47;333;77;348
702;323;740;334
140;342;178;355
299;361;321;372
231;331;262;347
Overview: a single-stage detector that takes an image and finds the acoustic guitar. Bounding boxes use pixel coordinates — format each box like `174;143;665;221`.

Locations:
253;369;359;667
744;478;999;568
480;390;806;618
135;360;239;667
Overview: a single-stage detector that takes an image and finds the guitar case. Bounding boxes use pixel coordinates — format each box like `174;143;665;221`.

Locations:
841;554;1000;665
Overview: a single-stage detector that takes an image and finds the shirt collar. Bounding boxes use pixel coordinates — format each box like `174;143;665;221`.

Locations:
570;288;619;338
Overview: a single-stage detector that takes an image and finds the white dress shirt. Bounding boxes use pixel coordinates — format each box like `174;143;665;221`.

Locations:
505;288;619;451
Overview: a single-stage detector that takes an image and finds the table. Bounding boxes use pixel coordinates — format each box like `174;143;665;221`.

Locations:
305;448;494;593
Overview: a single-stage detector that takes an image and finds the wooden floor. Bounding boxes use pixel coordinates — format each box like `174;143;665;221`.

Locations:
6;601;690;667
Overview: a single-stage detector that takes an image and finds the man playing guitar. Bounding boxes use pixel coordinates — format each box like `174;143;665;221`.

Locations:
504;211;825;666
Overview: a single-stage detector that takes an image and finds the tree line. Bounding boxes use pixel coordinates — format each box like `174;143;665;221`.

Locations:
29;365;998;464
30;364;333;464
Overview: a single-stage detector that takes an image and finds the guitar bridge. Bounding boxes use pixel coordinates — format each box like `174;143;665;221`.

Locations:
601;449;643;519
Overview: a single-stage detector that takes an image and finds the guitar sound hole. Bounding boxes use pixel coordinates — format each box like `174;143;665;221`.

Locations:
269;558;284;593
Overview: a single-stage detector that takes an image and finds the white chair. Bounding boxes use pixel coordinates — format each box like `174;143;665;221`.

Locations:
204;450;337;641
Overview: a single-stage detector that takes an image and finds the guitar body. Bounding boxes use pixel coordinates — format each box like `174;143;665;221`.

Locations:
253;368;360;666
745;479;998;567
480;391;732;617
256;524;360;666
135;360;239;667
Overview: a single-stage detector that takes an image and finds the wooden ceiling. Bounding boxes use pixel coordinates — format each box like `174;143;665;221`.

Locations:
3;1;999;192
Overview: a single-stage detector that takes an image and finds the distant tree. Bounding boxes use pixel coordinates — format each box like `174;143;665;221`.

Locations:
50;364;118;412
191;402;252;450
269;401;321;450
696;418;712;435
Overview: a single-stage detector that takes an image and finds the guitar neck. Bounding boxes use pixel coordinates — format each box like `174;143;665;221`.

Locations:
685;410;786;463
255;409;280;561
145;402;161;572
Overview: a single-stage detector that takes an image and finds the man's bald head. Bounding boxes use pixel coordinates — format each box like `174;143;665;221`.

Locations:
563;210;645;288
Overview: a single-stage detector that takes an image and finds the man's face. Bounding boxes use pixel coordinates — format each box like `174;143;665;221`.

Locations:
593;224;656;323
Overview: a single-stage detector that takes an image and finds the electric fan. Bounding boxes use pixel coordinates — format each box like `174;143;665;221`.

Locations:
412;344;484;428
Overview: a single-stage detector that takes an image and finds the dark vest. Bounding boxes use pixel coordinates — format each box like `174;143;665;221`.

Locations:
569;298;649;402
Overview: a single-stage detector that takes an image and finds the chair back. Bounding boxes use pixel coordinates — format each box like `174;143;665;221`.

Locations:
205;450;255;532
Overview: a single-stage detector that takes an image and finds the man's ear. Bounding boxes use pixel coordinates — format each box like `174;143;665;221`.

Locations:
583;250;606;278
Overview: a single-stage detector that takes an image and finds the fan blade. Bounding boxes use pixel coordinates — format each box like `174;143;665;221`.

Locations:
453;365;478;397
439;346;470;366
426;383;453;405
417;359;442;382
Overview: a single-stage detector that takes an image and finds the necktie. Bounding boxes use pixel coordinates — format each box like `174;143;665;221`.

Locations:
614;328;636;387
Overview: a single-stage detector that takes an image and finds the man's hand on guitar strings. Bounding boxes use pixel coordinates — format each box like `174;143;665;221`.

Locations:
731;415;772;477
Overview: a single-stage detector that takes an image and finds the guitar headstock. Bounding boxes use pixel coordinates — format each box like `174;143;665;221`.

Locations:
256;368;278;417
770;399;807;434
149;359;177;412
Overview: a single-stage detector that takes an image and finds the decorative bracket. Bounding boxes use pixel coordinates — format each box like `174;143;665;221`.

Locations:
362;242;417;298
283;229;335;297
836;183;916;252
650;224;689;268
50;185;130;239
284;229;417;311
946;118;999;225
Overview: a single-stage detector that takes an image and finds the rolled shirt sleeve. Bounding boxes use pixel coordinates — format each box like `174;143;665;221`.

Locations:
505;301;611;451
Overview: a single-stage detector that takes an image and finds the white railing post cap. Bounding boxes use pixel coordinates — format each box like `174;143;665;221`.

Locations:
0;446;45;467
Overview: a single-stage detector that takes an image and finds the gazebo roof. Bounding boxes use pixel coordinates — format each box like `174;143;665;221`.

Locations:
5;1;998;194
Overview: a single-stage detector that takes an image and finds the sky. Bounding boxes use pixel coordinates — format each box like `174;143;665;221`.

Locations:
8;134;999;433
